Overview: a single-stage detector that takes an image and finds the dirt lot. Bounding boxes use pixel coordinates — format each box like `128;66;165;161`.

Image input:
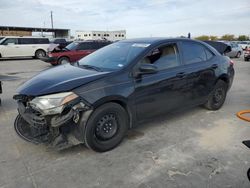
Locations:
0;57;250;188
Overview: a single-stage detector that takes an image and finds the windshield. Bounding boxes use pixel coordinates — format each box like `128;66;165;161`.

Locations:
78;42;148;71
65;42;79;50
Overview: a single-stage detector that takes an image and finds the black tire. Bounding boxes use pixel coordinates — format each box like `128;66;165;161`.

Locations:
245;58;249;62
58;57;69;65
84;103;129;152
204;80;228;110
235;51;241;58
35;50;46;59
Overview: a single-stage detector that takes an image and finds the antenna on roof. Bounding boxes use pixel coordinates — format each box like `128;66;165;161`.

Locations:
50;11;54;29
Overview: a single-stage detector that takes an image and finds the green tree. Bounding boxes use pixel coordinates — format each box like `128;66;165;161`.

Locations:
220;34;235;41
238;35;249;41
195;35;210;41
210;36;218;41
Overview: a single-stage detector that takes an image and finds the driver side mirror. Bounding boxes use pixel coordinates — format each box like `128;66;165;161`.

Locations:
133;63;158;77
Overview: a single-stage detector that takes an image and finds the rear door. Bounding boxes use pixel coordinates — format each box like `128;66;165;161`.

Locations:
18;38;36;56
179;41;217;105
134;42;188;120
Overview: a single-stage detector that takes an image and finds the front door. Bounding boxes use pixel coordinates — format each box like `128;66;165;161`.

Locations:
0;38;21;57
134;43;188;121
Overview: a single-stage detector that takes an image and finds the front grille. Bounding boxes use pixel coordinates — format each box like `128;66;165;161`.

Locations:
18;102;47;130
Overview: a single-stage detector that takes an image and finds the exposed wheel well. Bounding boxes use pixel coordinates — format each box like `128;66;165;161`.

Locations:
218;76;229;84
217;75;229;90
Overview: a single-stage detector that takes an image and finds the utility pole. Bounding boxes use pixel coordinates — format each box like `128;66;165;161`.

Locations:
50;11;54;29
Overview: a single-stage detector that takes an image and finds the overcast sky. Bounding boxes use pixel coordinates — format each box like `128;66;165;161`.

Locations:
0;0;249;38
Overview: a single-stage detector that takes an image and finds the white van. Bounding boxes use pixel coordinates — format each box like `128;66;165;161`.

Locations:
0;36;50;58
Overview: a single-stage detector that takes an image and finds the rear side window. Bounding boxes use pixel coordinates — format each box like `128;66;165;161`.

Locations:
205;49;214;60
19;38;49;44
181;41;207;64
2;38;18;45
35;38;49;44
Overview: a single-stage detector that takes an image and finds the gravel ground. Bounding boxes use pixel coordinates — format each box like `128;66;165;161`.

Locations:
0;57;249;188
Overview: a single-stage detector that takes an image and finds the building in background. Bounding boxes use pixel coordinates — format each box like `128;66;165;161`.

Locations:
0;26;70;38
75;30;126;41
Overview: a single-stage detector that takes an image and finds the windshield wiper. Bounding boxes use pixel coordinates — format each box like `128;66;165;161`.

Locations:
80;64;102;72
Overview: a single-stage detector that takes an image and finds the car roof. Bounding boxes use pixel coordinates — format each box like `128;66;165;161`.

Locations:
74;40;111;43
120;37;196;44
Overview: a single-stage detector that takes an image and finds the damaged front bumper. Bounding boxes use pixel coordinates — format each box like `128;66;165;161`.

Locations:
14;95;92;150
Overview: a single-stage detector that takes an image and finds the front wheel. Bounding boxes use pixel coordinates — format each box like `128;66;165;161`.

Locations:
204;80;228;110
84;103;129;152
58;57;70;65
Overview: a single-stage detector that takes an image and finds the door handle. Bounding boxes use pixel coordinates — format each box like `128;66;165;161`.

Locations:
211;64;218;69
176;72;186;78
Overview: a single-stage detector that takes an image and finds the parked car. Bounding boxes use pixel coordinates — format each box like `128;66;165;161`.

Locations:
13;38;234;152
50;38;72;49
244;48;250;61
42;40;112;65
223;41;243;58
0;36;50;58
238;41;250;50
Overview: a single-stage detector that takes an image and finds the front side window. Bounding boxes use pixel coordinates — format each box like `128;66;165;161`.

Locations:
181;41;207;64
140;44;181;70
2;38;18;45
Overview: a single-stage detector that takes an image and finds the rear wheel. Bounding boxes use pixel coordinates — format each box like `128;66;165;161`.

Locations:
58;57;70;65
204;80;228;110
84;103;129;152
35;50;46;59
245;57;249;62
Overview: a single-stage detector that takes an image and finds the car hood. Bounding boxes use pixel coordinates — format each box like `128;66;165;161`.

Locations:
17;64;110;96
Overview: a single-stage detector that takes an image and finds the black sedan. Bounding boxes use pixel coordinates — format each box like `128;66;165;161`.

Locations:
14;38;234;152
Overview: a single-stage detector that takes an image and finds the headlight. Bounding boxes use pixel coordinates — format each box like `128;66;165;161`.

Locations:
30;92;79;115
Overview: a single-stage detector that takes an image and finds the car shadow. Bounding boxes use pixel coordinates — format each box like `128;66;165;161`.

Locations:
0;57;35;61
59;106;203;154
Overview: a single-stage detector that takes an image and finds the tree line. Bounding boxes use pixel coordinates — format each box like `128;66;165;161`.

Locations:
194;35;249;41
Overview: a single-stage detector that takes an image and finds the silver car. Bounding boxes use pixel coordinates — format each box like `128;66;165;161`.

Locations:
224;42;243;58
